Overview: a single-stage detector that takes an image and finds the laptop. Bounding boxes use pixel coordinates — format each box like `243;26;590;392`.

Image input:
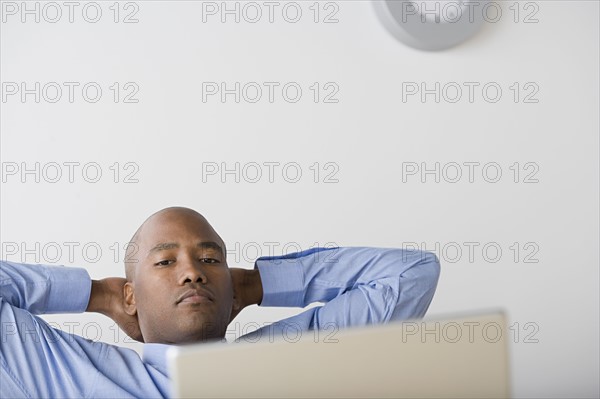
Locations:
167;310;511;398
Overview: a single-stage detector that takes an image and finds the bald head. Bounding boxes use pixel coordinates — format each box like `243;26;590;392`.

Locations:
124;207;226;281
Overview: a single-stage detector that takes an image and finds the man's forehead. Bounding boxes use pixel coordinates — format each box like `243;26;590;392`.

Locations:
141;222;217;244
136;210;223;249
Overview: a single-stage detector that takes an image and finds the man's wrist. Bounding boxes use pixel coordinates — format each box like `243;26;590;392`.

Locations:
86;279;110;315
249;269;263;306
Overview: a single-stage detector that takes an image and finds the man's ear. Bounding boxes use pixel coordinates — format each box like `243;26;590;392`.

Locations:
228;275;242;324
124;282;137;316
232;294;241;312
228;295;242;324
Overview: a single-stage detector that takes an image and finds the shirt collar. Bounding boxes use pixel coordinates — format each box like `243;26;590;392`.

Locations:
142;338;230;375
142;343;171;374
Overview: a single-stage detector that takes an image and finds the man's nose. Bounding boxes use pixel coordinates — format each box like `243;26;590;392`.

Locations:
178;259;207;285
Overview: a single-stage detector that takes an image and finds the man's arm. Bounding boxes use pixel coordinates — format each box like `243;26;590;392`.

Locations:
237;246;440;339
0;261;154;398
229;267;263;323
0;260;91;314
0;261;142;339
0;261;93;398
87;278;144;341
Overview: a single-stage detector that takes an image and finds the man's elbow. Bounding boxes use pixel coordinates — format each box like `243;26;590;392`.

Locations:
387;249;441;321
414;251;441;316
420;250;441;291
394;248;441;289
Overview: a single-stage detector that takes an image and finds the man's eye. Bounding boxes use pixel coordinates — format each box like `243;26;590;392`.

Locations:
200;258;219;264
155;260;173;266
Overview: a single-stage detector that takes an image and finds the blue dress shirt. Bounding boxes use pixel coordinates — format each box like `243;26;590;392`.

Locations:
0;246;440;398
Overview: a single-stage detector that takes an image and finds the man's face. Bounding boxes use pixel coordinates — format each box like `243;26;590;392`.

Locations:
124;208;233;344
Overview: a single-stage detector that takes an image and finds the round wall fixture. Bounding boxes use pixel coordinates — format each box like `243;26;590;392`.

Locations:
373;0;491;51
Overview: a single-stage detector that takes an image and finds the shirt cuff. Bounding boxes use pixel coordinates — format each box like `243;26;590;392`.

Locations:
46;266;92;313
254;257;305;307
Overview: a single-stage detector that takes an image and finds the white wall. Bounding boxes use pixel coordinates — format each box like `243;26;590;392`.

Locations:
1;1;598;397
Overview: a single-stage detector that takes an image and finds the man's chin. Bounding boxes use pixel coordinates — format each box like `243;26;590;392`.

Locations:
176;319;224;342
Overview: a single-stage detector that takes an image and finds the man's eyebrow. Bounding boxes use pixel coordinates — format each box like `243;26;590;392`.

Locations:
148;242;179;255
147;241;224;256
197;241;224;256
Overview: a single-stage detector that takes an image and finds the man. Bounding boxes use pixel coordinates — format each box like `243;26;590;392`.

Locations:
0;207;440;398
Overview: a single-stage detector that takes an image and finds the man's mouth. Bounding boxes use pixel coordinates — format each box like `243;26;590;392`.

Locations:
176;289;214;304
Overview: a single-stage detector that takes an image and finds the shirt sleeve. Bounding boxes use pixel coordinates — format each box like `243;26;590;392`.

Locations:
0;260;92;314
245;246;440;340
0;261;169;398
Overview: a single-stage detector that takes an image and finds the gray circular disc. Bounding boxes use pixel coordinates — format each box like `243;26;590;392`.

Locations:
373;0;490;51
